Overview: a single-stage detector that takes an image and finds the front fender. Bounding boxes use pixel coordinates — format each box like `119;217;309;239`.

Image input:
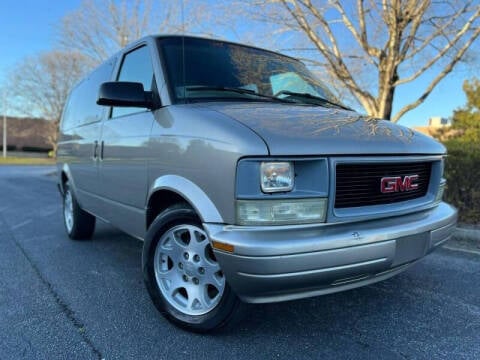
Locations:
148;175;224;223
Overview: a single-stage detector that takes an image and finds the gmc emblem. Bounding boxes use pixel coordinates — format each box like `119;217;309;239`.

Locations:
380;175;419;193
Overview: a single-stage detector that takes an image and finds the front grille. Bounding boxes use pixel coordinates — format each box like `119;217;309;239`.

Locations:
335;162;432;208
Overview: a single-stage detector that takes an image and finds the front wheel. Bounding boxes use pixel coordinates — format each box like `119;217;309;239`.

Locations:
142;204;243;332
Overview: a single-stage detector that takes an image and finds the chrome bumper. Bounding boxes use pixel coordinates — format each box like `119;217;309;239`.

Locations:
204;202;457;303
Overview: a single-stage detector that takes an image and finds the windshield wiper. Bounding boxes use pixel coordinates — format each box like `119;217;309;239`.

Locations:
185;86;294;103
274;90;351;110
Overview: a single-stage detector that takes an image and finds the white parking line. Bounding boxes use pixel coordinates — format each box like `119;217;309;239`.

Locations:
11;219;32;230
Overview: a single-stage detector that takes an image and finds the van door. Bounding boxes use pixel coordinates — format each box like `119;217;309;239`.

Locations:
98;45;156;238
63;59;116;215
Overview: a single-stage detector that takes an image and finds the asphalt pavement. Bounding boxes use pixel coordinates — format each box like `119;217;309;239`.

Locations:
0;165;479;360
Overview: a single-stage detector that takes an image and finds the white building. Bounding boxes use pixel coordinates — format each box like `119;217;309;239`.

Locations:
428;116;451;127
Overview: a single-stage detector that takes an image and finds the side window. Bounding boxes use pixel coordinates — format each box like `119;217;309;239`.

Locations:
61;59;115;130
111;46;154;118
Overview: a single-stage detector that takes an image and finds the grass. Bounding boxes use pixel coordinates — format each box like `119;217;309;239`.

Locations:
0;157;55;165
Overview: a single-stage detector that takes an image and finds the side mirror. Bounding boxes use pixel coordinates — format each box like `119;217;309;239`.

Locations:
97;81;153;108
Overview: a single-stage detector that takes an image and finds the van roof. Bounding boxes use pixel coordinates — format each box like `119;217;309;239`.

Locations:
69;34;301;98
144;34;300;62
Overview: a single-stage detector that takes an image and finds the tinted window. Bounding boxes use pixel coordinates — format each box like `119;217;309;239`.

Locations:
62;60;115;130
111;46;154;118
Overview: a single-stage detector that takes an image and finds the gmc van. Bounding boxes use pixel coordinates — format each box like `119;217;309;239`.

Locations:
57;35;457;332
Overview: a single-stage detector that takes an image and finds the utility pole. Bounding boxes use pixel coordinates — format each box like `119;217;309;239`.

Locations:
2;90;6;158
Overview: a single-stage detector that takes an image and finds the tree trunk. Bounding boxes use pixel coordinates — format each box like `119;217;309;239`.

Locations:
378;80;396;121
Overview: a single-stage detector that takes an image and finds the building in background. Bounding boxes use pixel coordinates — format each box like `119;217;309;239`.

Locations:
428;116;452;127
0;116;52;153
413;117;457;141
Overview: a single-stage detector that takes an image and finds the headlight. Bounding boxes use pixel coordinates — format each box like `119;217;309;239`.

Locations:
260;162;294;192
236;198;327;226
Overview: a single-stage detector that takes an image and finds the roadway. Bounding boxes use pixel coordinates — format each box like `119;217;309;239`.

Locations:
0;166;478;359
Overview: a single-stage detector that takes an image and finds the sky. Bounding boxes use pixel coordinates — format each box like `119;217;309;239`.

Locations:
0;0;477;128
0;1;81;79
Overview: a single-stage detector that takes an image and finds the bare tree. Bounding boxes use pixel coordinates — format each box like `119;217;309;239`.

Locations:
7;50;91;152
58;0;213;63
229;0;480;122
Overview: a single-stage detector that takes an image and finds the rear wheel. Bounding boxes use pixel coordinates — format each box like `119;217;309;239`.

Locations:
143;204;243;332
62;182;96;240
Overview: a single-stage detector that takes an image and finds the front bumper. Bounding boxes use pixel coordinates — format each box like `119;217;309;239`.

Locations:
204;202;457;303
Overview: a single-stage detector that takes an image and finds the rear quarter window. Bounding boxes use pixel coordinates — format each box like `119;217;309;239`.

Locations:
61;59;116;130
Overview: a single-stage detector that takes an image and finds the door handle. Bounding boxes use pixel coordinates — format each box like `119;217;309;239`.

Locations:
100;141;105;160
93;140;98;159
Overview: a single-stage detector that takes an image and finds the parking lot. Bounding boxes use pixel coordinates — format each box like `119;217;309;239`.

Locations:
0;166;479;359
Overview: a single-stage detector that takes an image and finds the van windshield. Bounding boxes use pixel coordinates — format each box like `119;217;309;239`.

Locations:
159;37;345;108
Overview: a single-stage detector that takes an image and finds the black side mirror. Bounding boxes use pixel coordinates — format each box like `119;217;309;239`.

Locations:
97;81;153;108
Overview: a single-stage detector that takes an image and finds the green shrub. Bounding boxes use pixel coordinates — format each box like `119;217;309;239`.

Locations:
443;140;480;224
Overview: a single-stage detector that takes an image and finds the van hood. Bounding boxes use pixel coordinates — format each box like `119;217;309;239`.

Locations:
200;102;445;156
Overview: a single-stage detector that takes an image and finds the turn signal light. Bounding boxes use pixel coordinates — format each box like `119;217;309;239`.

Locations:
212;241;235;253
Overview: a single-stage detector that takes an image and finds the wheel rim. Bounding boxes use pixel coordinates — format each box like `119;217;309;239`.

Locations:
153;224;225;316
64;190;74;233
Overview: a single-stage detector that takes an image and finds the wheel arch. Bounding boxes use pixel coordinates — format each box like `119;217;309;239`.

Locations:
146;175;224;229
59;164;76;196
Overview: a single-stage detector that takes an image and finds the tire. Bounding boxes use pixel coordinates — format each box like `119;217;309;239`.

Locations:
142;204;244;332
62;181;96;240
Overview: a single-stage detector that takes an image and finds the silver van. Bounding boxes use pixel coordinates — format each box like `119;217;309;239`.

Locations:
57;35;457;332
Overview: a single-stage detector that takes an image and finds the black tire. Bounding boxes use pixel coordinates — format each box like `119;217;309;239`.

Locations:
142;204;244;332
62;181;96;240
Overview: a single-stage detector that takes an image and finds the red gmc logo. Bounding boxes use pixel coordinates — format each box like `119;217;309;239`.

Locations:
380;175;419;193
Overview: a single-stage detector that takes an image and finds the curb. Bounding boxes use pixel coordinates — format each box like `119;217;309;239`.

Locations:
454;226;480;242
443;245;480;256
450;226;480;253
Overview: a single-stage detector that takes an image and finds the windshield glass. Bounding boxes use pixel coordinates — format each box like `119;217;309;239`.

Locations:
159;37;341;106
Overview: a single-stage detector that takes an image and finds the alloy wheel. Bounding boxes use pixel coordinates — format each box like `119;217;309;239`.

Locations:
153;224;225;315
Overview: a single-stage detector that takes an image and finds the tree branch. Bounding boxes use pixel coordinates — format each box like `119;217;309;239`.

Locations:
397;0;430;62
395;5;480;86
403;2;472;61
280;0;377;112
392;23;480;122
330;0;379;63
